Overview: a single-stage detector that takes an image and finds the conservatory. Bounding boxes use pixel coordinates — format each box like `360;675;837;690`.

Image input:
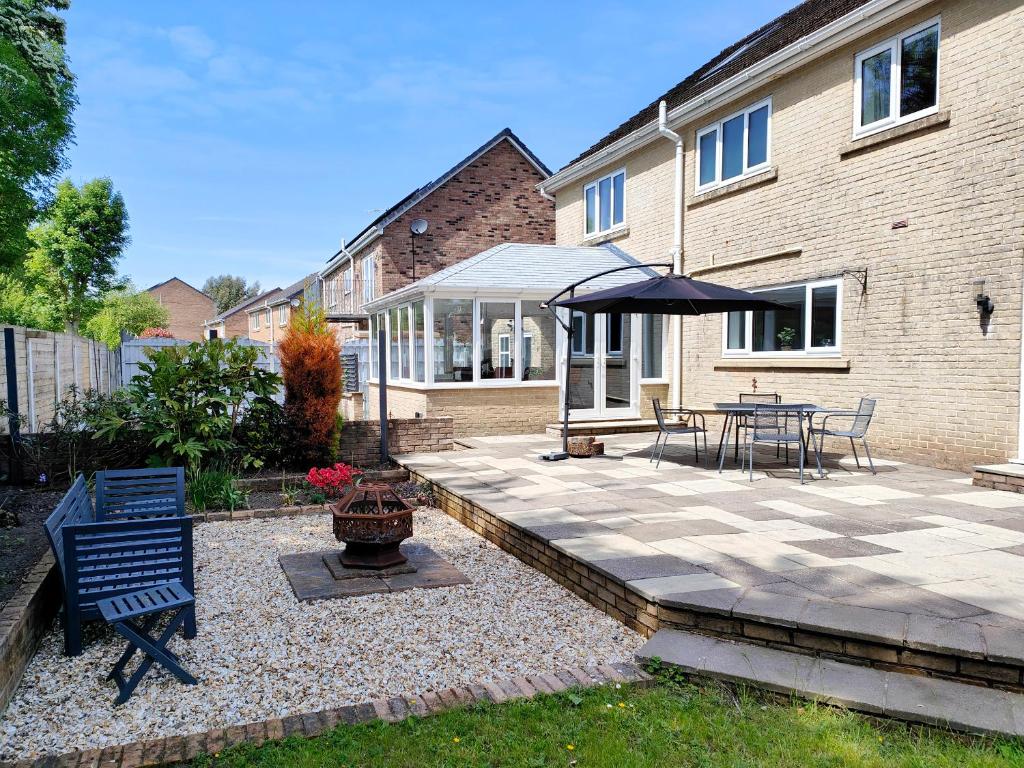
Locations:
361;243;670;436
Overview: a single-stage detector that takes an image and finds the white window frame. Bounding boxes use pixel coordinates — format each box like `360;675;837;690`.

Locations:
721;277;843;358
361;257;376;306
278;306;287;326
344;266;353;295
497;333;511;370
605;314;624;356
251;312;260;331
265;309;271;327
853;17;941;139
583;168;626;237
570;313;593;357
639;314;668;383
695;97;772;194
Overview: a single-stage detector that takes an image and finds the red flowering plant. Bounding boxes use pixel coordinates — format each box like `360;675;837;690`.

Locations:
305;462;363;501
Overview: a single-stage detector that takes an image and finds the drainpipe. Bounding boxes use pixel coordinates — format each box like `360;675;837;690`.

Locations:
658;99;685;411
538;184;555;203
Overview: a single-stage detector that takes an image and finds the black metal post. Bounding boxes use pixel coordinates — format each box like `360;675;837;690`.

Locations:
4;328;23;483
378;327;389;464
560;290;576;457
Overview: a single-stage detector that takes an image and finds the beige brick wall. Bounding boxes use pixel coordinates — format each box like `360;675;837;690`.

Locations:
554;0;1024;471
147;279;215;343
247;305;289;344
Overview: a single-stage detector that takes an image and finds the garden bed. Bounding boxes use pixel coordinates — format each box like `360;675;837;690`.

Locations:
0;489;62;610
0;507;642;760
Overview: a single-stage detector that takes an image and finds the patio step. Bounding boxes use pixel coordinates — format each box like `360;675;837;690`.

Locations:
973;463;1024;494
546;419;661;438
637;629;1024;737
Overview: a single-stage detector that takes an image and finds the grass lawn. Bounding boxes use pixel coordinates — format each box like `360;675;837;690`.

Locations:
189;677;1024;767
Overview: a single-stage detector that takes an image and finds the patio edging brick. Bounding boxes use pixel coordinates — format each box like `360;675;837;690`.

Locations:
407;467;1024;693
2;663;653;767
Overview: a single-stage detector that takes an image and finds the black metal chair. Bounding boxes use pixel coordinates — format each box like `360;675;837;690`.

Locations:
736;392;783;462
810;397;878;477
745;404;806;484
651;398;708;468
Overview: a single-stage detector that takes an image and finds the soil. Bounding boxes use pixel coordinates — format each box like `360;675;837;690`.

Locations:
0;488;62;609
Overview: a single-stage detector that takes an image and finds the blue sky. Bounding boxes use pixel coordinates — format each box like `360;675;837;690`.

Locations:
63;0;794;293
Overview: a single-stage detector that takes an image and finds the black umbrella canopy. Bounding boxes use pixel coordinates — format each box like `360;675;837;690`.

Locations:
554;273;786;315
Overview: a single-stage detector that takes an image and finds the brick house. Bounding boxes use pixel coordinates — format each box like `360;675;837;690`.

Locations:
145;278;215;342
538;0;1024;470
246;274;318;345
320;128;555;343
203;289;279;340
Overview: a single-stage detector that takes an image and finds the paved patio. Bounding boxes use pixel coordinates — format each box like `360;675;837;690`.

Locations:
398;433;1024;667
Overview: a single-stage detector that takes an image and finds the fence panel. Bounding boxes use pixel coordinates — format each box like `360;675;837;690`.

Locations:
1;326;118;434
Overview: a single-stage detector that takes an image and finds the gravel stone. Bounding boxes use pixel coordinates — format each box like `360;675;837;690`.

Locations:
0;508;641;760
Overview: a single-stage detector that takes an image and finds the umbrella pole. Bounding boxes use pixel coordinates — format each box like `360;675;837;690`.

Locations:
541;290;575;461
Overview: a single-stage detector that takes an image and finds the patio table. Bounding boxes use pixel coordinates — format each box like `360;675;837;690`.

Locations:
713;402;828;473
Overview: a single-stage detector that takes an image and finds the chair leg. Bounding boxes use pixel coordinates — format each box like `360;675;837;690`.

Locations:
734;420;740;463
656;435;669;468
862;438;876;475
798;439;805;485
702;431;709;469
850;437;861;468
183;605;197;640
64;612;82;657
811;430;824;478
650;432;662;463
748;438;755;482
693;432;699;463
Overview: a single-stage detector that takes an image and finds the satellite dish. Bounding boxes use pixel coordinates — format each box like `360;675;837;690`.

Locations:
410;218;429;236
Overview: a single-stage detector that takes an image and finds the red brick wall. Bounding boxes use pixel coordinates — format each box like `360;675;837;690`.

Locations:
147;279;216;342
374;138;555;296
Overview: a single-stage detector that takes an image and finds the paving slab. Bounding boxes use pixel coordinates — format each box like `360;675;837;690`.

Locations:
628;573;739;600
589;555;707;583
637;630;1023;736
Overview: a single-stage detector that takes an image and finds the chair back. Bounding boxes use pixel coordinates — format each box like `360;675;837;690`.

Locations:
44;474;94;579
95;467;185;520
652;398;670;430
751;404;800;442
739;392;781;405
851;397;877;437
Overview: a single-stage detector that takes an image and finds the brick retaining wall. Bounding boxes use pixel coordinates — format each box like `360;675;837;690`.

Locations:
0;553;59;712
339;417;453;468
413;469;1024;692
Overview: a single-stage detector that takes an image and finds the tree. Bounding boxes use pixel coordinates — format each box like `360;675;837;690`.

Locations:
277;300;342;467
25;177;130;330
82;288;170;347
202;274;261;314
0;0;77;268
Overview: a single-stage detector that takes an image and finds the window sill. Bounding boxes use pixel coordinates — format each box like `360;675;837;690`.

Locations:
688;168;778;208
580;225;629;247
714;358;850;371
840;110;950;158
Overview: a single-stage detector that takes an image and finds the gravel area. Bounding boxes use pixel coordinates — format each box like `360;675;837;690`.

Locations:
0;508;643;759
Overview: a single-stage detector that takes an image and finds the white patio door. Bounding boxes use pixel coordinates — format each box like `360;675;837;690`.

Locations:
561;311;639;420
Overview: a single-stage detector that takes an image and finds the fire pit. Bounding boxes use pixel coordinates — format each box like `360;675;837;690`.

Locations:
332;483;414;569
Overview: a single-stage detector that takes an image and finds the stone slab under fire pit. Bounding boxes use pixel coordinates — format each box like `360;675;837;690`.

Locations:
279;542;469;601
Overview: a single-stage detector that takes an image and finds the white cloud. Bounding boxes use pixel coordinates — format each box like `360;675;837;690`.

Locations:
166;26;216;60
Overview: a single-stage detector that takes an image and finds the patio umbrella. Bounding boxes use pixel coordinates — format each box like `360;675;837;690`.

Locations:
553;272;785;315
542;266;788;461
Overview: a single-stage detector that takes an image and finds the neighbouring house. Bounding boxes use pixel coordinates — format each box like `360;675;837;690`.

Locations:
363;243;669;436
145;278;215;342
203;288;279;340
246;274;319;345
319;128;555;418
536;0;1024;471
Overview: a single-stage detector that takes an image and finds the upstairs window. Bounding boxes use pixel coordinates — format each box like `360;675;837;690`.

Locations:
279;306;287;326
344;266;353;295
696;98;771;192
584;169;625;236
855;19;939;136
251;312;260;330
361;257;376;305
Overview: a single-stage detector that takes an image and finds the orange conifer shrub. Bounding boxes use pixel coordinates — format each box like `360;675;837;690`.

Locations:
277;300;342;466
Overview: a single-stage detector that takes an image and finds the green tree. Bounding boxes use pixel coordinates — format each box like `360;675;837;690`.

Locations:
82;288;170;347
202;274;261;314
0;268;50;328
25;177;130;330
0;0;76;268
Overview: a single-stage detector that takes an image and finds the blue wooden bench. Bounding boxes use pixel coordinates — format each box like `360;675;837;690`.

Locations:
95;467;185;520
44;474;196;656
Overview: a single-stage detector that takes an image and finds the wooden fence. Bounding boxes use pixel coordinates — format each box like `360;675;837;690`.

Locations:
1;326;118;434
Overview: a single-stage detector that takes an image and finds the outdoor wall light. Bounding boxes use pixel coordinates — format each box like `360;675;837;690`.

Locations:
973;278;995;315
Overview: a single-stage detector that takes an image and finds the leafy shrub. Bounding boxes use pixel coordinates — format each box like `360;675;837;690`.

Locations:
187;468;248;512
277;301;342;467
306;462;362;499
1;388;148;486
94;338;282;469
236;397;287;469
